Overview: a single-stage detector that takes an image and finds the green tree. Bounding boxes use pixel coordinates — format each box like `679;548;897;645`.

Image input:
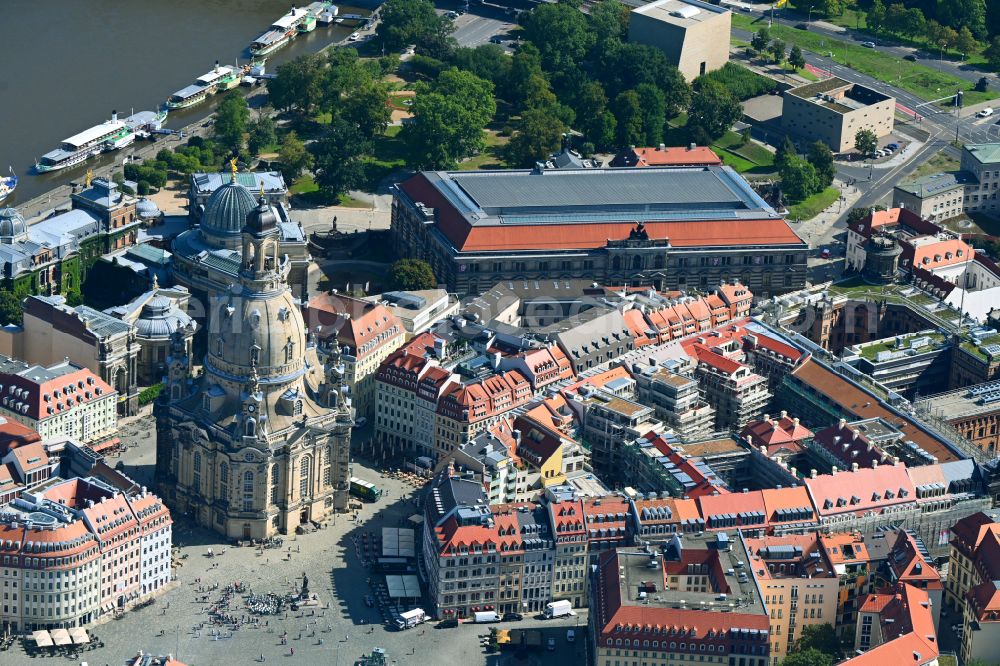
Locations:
808;141;836;188
884;3;908;35
522;3;595;74
247;116;277;157
342;81;392;139
636;83;666;146
589;0;630;46
687;79;742;142
613;90;645;147
389;259;437;290
815;0;844;15
598;43;691;115
267;54;325;114
504;107;569;167
937;0;987;40
986;36;1000;70
311;119;370;196
450;45;513;99
277;131;313;182
792;624;841;658
956;25;979;56
855;128;878;156
404;69;497;169
781;155;820;202
868;0;887;33
751;27;771;54
789;45;806;69
903;7;927;38
775;135;797;172
213;95;250;153
376;0;455;54
0;290;22;325
769;39;787;64
507;44;546;109
781;649;834;666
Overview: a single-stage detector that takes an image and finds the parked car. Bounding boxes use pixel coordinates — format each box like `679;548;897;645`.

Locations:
977;108;995;118
795;23;808;30
904;54;917;61
349;32;361;41
862;41;876;48
820;248;831;259
437;618;458;629
502;612;523;622
489;35;504;44
566;629;576;642
741;5;751;11
886;142;900;150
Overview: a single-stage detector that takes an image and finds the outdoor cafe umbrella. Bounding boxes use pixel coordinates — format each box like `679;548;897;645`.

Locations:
69;627;90;645
31;630;53;648
50;628;72;647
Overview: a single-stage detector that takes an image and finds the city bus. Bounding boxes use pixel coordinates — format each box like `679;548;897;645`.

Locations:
350;476;382;502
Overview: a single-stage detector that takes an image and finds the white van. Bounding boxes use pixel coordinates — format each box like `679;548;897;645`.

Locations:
978;108;995;118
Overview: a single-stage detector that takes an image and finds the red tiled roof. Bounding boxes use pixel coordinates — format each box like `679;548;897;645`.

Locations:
618;146;723;167
789;359;958;462
805;464;916;518
2;364;114;422
305;293;404;358
842;584;937;666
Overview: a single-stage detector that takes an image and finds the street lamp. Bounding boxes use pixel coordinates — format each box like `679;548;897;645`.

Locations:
808;5;814;23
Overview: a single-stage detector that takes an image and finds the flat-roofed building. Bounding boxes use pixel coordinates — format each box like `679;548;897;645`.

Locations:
917;380;1000;456
628;0;732;81
393;166;807;299
588;534;771;666
893;171;973;222
782;78;895;153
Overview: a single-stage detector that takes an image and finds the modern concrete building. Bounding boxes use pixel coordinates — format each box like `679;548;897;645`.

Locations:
365;289;458;337
840;330;952;399
393;166;807;298
634;366;716;441
782;78;895;152
628;0;732;81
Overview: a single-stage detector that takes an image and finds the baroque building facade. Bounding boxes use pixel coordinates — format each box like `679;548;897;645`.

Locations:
155;196;352;540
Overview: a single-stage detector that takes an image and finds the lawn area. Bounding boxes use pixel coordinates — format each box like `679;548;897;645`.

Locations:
794;67;818;81
937;656;957;666
912;152;960;179
457;131;509;171
290;174;366;206
732;14;992;105
667;119;775;174
787;186;839;220
363;124;412;190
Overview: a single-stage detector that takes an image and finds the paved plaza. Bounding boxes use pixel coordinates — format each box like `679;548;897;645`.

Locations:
0;415;586;666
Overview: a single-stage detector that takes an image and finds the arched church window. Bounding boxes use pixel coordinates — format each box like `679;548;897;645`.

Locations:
270;464;280;504
299;456;311;498
243;471;254;493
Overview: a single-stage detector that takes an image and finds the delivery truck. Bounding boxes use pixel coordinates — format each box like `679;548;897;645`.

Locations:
544;600;572;619
474;610;499;623
395;608;427;630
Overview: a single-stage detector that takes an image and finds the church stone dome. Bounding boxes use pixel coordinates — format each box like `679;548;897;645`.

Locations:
202;180;257;237
0;207;27;243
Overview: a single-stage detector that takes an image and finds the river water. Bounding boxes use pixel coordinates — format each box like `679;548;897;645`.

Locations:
0;0;369;204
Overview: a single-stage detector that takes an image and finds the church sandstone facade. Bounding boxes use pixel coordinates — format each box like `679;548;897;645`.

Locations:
155;196;351;540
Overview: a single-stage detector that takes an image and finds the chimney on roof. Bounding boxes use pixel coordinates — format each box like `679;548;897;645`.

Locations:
831;466;838;475
760;446;767;456
872;460;878;469
793;417;800;427
852;462;859;472
763;413;770;423
491;352;501;370
838;418;847;429
810;469;817;479
658;143;665;151
790;467;797;477
689;143;696;151
746;434;753;446
780;410;787;420
893;456;901;466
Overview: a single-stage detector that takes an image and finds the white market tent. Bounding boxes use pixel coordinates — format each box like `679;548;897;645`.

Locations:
31;630;53;648
69;627;90;644
50;628;72;646
385;574;422;599
381;527;416;558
